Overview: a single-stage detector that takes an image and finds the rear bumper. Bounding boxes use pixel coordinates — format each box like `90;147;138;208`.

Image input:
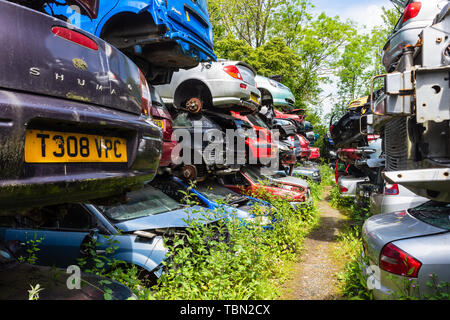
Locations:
384;168;450;203
370;192;428;216
211;80;260;110
0;89;162;207
159;140;178;167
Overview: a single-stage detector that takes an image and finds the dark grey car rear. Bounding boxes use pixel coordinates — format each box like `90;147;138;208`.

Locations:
0;1;162;208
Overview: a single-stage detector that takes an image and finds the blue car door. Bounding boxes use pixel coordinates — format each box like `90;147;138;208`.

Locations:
44;1;120;35
0;205;95;268
166;0;212;46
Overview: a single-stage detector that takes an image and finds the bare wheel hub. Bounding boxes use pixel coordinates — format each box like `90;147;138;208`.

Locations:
181;165;197;181
185;97;202;113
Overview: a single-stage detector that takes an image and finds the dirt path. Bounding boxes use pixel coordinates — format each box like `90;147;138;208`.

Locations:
281;186;348;300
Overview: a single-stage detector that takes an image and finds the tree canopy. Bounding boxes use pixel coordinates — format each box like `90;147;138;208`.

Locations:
207;0;400;135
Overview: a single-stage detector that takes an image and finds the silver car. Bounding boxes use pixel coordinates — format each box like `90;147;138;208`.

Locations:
370;182;428;215
292;162;322;183
155;60;261;114
362;201;450;299
338;175;370;198
383;0;447;71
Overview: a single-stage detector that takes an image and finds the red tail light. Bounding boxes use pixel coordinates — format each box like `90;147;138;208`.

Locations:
384;183;399;195
163;120;173;141
223;65;243;80
340;186;348;193
240;83;247;89
139;70;151;116
380;243;422;278
329;125;334;133
403;2;421;23
51;27;98;50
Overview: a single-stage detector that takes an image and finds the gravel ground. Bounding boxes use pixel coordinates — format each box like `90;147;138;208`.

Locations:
281;186;347;300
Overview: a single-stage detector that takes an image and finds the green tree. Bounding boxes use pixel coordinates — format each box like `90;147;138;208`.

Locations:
330;6;400;118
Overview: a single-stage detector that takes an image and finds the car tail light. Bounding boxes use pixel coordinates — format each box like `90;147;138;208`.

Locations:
52;27;98;50
139;70;151;116
367;134;380;142
163;120;173;141
329;125;334;133
380;243;421;278
402;2;421;23
340;186;348;193
223;65;243;80
240;83;247;89
384;183;399;195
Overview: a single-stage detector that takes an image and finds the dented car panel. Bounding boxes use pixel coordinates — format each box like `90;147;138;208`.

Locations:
0;1;163;207
0;186;223;277
0;1;143;115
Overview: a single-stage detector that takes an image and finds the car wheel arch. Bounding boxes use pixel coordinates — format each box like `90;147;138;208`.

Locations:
173;79;213;109
111;251;160;273
258;87;273;106
99;10;161;47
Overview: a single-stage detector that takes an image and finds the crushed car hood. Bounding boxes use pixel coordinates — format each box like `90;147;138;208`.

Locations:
114;205;223;232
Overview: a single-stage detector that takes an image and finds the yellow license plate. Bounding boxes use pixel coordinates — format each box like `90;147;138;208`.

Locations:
153;119;164;130
25;130;128;163
250;94;259;104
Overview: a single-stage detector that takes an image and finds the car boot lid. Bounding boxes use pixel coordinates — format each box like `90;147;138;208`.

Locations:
363;210;447;259
0;1;143;115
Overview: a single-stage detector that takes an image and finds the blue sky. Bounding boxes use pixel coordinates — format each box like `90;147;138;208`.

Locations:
312;0;395;33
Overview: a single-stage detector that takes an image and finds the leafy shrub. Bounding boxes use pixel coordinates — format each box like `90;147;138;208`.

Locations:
149;191;320;300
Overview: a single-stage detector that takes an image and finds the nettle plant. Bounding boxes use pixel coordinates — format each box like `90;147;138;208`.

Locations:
150;183;319;300
388;273;450;300
18;235;44;265
71;179;319;300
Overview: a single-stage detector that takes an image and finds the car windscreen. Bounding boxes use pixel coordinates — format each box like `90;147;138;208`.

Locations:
173;113;216;129
266;171;287;179
243;167;271;185
195;182;244;203
409;201;450;230
247;114;269;129
97;186;183;221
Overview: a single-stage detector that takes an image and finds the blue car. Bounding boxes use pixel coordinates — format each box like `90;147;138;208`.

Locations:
0;185;225;280
151;176;276;229
45;0;217;84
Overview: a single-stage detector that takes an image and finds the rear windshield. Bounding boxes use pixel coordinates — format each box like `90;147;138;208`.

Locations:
195;181;244;203
409;201;450;230
98;186;183;221
247;114;269;129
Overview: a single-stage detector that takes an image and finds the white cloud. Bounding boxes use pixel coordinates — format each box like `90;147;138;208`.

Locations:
340;4;384;33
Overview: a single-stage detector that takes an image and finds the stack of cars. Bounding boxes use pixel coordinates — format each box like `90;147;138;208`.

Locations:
0;0;321;299
254;75;322;177
327;0;450;299
360;0;450;300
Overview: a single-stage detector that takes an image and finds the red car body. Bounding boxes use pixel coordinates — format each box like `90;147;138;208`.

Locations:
298;134;311;159
231;111;277;162
274;109;302;123
309;147;320;160
150;88;178;168
223;170;306;202
337;148;363;163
